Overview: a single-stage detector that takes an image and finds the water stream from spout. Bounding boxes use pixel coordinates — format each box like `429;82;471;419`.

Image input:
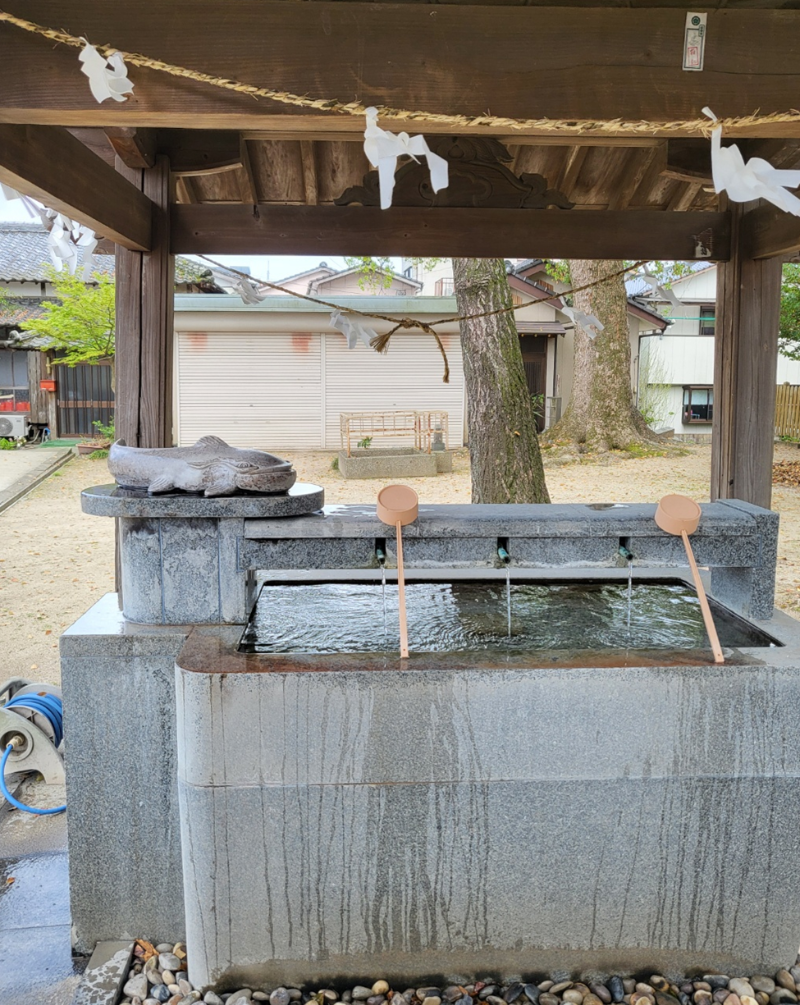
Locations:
506;566;512;637
381;564;387;643
626;559;633;632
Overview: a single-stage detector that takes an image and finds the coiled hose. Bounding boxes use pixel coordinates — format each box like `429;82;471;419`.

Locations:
0;691;66;815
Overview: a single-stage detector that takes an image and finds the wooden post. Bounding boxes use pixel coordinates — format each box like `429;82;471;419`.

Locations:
711;202;782;509
115;154;174;447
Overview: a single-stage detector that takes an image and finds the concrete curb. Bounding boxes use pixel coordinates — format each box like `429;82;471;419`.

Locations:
0;448;74;514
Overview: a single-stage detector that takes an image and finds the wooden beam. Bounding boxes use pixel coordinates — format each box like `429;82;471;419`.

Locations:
161;130;242;175
661;140;712;184
300;141;319;206
742;201;800;259
711;201;782;509
115;156;174;448
171;204;731;260
3;6;800;137
104;127;157;169
0;124;152;250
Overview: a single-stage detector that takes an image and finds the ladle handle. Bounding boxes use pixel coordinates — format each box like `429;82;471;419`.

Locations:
396;520;409;659
681;529;724;664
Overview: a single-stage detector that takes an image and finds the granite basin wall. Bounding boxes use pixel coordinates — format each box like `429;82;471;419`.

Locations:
338;448;453;479
176;630;800;990
60;595;189;953
82;491;779;623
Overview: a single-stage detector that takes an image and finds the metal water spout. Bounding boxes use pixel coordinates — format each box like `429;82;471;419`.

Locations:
618;544;636;564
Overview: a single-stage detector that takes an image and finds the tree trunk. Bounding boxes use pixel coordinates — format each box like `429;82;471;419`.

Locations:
453;258;550;503
545;259;659;451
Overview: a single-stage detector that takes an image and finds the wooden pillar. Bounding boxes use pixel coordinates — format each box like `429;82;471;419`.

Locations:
711;202;782;509
115;154;174;447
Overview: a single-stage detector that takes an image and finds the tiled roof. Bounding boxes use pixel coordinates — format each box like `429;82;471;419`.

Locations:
0;296;47;327
0;222;212;284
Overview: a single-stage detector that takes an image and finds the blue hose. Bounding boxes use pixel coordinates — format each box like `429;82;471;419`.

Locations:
0;691;66;815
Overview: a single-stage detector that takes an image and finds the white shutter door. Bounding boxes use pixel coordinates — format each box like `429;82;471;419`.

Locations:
177;331;323;449
324;331;464;449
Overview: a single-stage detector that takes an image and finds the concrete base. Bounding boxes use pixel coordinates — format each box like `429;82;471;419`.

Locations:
338;447;453;479
60;595;189;953
176;612;800;990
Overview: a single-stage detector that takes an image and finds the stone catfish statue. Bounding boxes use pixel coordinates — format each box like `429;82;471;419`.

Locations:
108;436;297;497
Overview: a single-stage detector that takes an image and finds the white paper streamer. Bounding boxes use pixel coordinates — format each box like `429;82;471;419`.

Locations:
561;305;604;339
79;41;134;104
330;310;377;349
703;107;800;216
363;107;449;210
235;277;267;304
640;272;683;312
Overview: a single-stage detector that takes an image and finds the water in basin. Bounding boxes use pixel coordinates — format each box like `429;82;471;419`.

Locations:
240;579;779;654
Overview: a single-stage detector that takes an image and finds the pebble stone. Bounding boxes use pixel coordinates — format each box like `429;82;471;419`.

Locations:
551;986;573;997
730;983;755;999
229;994;253;1005
524;986;541;1004
271;990;291;1005
204;995;224;1005
591;986;611;1003
353;990;373;1002
609;979;626;1003
539;985;555;994
253;996;269;1002
564;992;583;1004
373;983;390;996
125;975;150;1001
778;977;798;995
159;955;182;973
505;986;525;1004
624;984;637;996
753;983;776;996
423;996;442;1005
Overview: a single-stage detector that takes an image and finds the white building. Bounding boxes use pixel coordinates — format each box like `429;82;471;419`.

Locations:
634;264;800;438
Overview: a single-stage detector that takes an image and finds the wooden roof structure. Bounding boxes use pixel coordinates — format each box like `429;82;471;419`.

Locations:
1;1;799;505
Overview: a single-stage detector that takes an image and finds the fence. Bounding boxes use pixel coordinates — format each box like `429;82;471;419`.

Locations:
776;383;800;439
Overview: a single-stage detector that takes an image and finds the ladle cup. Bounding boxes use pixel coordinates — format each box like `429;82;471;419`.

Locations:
655;494;724;664
377;485;419;659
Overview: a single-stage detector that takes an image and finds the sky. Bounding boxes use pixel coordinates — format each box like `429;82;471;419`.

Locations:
0;195;404;284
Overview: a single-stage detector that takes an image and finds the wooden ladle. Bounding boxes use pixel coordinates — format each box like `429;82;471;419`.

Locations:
377;484;419;658
655;493;724;664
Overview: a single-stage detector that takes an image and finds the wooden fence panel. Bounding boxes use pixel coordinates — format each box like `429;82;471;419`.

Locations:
775;383;800;439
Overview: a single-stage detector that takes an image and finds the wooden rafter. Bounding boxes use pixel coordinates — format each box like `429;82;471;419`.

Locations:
3;5;800;137
238;137;258;204
300;141;319;206
0;123;152;250
104;127;157;169
608;146;665;210
666;181;703;213
556;147;589;201
171;204;730;260
743;202;800;259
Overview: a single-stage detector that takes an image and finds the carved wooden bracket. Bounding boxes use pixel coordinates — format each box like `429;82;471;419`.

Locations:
335;137;574;210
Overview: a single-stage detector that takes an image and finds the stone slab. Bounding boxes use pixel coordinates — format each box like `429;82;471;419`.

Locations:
71;940;134;1005
0;447;73;513
81;481;324;518
175;637;800;988
338;448;438;479
61;595;188;952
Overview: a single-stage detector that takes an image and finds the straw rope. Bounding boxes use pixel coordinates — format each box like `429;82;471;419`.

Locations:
1;8;799;137
198;255;650;383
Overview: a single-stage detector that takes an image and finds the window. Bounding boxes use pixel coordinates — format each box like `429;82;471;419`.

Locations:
683;385;713;424
0;351;30;412
434;278;454;296
699;305;715;336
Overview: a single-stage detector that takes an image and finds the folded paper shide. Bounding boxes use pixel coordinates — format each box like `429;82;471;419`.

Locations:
329;310;377;350
79;40;134;104
561;306;604;339
704;106;800;216
363;107;449;210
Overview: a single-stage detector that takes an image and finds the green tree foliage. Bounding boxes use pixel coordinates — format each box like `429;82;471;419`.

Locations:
779;264;800;362
344;256;443;291
19;269;115;373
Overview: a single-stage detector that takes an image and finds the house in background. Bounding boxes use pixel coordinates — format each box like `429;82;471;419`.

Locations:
633;264;800;438
0;222;218;438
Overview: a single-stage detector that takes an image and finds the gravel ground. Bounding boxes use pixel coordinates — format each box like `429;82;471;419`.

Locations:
120;944;800;1005
3;443;800;687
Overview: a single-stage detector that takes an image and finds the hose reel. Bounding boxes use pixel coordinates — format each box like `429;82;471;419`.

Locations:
0;678;66;791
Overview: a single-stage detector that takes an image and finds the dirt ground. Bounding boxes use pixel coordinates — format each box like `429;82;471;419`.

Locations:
2;442;800;686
